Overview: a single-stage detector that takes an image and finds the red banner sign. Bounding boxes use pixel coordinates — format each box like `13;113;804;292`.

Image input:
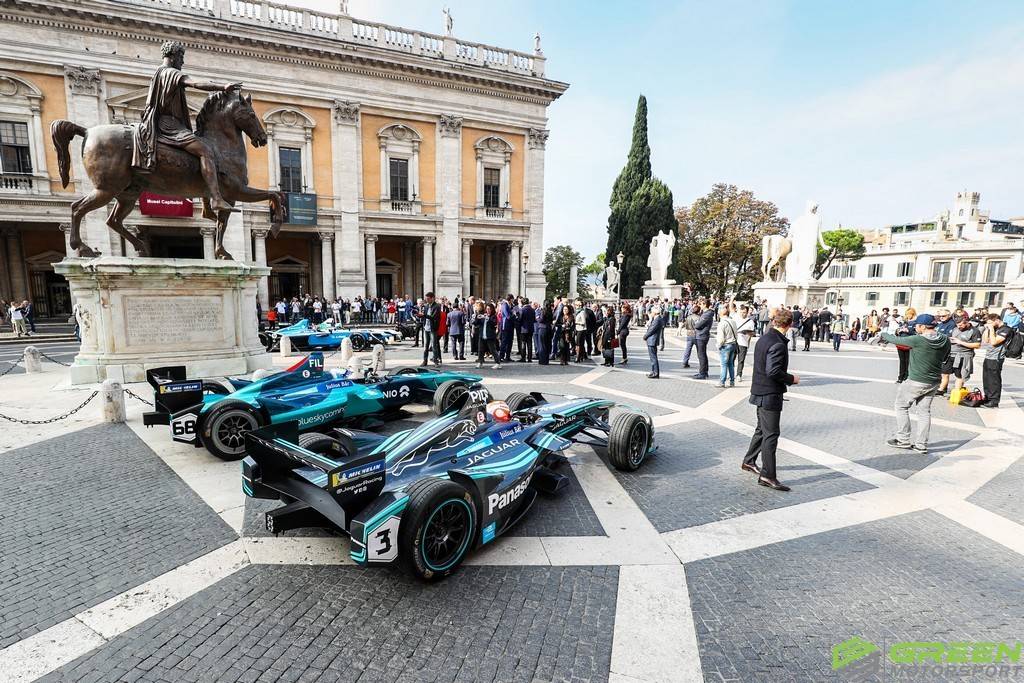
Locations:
139;192;193;217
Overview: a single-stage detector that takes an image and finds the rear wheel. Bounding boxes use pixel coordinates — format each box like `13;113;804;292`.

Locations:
607;412;652;471
350;334;368;351
398;478;476;581
203;401;263;461
432;380;468;414
297;432;353;459
505;392;540;413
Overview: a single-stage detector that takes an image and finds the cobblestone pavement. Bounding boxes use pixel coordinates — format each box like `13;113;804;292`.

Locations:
1;338;1022;682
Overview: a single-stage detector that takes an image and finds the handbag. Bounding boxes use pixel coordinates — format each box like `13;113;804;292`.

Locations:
611;337;619;349
960;388;986;407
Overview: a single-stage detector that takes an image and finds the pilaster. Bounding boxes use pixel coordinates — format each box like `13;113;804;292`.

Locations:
332;100;364;298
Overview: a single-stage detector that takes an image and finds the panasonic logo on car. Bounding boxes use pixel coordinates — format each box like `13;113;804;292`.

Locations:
298;407;344;427
488;476;531;514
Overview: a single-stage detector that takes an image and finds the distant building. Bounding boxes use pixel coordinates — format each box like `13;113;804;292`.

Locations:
821;191;1024;315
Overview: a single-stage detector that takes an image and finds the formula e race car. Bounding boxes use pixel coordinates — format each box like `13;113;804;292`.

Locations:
241;386;656;581
259;319;398;352
143;353;482;460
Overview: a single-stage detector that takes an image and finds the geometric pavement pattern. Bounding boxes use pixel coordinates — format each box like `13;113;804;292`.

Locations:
1;338;1022;682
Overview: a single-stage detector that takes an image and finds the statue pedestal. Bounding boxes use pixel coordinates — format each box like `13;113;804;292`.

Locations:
55;257;273;385
753;280;828;309
642;280;683;300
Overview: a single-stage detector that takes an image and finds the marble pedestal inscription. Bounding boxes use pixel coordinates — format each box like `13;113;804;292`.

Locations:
124;296;226;349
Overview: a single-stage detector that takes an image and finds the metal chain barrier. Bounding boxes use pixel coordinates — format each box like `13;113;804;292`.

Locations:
38;351;71;367
123;388;154;407
0;358;21;377
0;391;99;425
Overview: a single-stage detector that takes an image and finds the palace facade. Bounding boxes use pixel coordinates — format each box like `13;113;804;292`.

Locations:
0;0;567;317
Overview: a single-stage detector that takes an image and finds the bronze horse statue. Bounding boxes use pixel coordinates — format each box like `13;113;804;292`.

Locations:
51;90;282;259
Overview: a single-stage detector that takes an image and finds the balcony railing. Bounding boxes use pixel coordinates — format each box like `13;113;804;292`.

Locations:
0;173;34;192
120;0;544;77
485;207;507;219
390;200;415;214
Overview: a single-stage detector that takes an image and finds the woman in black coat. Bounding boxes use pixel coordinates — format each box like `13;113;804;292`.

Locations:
559;305;575;365
473;303;501;369
536;301;553;366
800;310;816;351
601;306;617;367
616;303;632;365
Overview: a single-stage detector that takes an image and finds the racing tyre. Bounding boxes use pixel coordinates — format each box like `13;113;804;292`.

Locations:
432;380;468;414
297;432;353;459
350;334;368;351
607;412;652;471
398;478;477;582
505;392;539;413
202;401;263;461
202;380;231;396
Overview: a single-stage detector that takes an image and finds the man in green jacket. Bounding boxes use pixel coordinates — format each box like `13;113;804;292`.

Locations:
879;313;951;453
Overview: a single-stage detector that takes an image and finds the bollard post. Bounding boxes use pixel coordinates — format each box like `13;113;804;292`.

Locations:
101;379;126;423
340;337;353;363
372;344;386;372
280;335;292;358
23;346;42;373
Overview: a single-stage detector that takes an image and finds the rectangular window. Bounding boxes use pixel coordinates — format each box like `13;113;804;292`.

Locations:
826;292;837;305
842;264;856;278
894;291;909;306
828;265;840;278
986;291;1003;307
483;167;501;208
866;291;879;303
278;147;303;193
957;261;978;283
388;157;409;201
0;121;32;174
868;264;883;278
985;260;1007;283
931;261;951;283
930;291;947;307
957;291;975;308
896;262;913;278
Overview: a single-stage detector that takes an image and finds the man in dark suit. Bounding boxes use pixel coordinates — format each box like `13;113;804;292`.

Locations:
499;295;518;362
518;298;535;362
742;307;800;491
417;292;441;366
692;303;715;379
643;304;665;378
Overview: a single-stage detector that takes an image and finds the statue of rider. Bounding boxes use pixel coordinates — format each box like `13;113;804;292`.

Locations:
131;41;241;212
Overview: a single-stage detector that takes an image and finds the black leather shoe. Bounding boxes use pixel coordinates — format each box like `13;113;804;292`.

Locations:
741;462;760;475
692;374;708;379
757;477;790;492
647;373;659;379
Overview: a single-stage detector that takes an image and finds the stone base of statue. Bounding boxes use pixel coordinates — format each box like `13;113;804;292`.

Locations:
54;257;273;385
642;280;684;300
753;280;828;309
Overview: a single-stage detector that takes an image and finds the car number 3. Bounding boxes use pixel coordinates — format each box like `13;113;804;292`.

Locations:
375;529;392;555
367;516;400;562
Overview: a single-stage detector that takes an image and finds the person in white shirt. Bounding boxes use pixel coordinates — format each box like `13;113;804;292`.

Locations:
331;300;342;324
734;304;756;381
9;303;26;337
716;304;739;388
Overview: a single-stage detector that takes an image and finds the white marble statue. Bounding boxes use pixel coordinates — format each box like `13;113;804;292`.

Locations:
761;200;829;283
534;32;543;55
443;7;453;36
646;230;676;284
604;261;620;295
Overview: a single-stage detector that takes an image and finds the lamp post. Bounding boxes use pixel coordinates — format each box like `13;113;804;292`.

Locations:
616;251;624;306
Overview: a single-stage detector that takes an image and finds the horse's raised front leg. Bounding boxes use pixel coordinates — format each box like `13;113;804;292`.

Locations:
70;189;115;258
214;206;234;260
230;186;285;237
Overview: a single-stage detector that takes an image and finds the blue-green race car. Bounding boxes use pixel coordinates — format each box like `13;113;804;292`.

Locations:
143;353;482;460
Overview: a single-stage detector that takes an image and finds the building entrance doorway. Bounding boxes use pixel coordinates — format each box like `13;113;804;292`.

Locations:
376;273;393;299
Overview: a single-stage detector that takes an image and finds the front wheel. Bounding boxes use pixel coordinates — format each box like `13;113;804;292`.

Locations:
202;401;263;461
432;380;468;414
505;392;540;413
350;334;368;351
398;478;477;582
607;412;652;471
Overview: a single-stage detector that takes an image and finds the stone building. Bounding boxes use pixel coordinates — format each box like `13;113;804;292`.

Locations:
820;191;1024;316
0;0;567;317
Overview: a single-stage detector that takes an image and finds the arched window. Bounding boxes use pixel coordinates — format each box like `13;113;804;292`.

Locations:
473;135;513;219
263;108;316;194
0;72;47;194
377;123;422;214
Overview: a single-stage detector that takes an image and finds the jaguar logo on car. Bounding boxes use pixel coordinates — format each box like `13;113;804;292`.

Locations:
468;438;520;465
381;385;411;400
488;475;531;514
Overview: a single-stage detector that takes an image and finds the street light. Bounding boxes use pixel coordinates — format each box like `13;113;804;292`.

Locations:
616;251;624;305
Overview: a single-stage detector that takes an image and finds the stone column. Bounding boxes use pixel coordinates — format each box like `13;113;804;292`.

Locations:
461;239;472;297
310;236;322;296
365;235;378;298
508;241;521;294
332;100;364;297
435;114;464;299
422;236;435;295
402;241;415;298
64;66;117;256
0;229;11;301
319;231;335;300
524;128;550;302
5;229;28;301
199;225;217;260
252;229;270;311
58;223;73;256
483;245;493;301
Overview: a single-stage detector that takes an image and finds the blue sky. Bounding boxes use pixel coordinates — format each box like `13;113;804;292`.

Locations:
298;0;1024;258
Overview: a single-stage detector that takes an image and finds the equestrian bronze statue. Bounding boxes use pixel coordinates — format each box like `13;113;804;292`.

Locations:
51;40;282;259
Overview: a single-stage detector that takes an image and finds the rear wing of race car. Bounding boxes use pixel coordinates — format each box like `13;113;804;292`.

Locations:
142;366;203;427
242;422;386;533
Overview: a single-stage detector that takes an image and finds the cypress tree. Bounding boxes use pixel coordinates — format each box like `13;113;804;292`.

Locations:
604;95;677;298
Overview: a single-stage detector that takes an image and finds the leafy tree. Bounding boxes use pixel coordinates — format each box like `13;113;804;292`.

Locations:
675;183;788;298
605;95;677;297
813;228;866;279
542;245;587;300
582;251;606;291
